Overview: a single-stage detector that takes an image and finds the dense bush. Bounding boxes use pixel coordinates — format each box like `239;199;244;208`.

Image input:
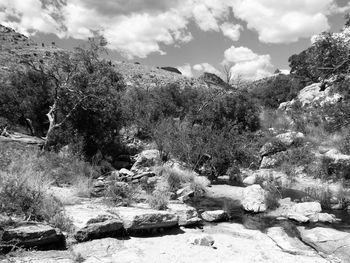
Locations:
249;74;303;108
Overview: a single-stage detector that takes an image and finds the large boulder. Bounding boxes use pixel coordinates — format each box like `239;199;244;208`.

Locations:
241;185;267;213
1;223;65;250
298;227;350;262
64;202;124;242
167;203;201;226
131;149;161;173
260;151;289;169
112;207;178;231
201;210;228;222
260;132;304;157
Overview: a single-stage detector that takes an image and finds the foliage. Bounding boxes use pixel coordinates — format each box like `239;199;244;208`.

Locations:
289;31;350;85
157;166;209;196
105;180;140;206
249;74;303;108
147;190;170;210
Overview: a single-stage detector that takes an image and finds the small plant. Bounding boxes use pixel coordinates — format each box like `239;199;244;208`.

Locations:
147;190;170;210
256;173;281;210
105;181;140;206
305;186;333;209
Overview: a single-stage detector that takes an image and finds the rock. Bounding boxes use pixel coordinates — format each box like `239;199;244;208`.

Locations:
259;132;304;157
260;152;289;169
242;169;288;186
293;202;321;216
176;186;194;202
167;203;201;226
287;213;309;223
190;234;215;247
133;171;156;180
112;207;178;231
119;168;134;177
71;238;123;260
242;185;267;213
0;251;73;263
267;227;317;256
298;227;350;262
1;223;65;249
74;215;124;242
65;202;124;242
131;149;161;173
201;210;228;222
308;213;338;223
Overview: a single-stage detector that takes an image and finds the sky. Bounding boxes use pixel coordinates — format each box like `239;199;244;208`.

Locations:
1;0;350;80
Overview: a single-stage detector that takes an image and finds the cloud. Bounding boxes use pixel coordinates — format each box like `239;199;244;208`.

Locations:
231;0;333;43
223;46;273;80
220;22;242;41
0;0;344;58
178;64;193;77
193;63;222;76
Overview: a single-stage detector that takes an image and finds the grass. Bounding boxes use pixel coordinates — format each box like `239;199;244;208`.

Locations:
147;190;170;210
157;166;209;196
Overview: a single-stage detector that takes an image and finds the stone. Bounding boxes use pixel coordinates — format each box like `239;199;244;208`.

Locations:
65;202;124;242
260;152;289;169
201;210;228;222
298;227;350;262
259;132;304;157
71;238;123;259
287;213;309;223
293;202;321;216
1;223;65;249
167;203;201;226
243;175;256;185
74;215;124;242
267;227;316;256
242;169;288;187
131;149;161;173
176;186;194;202
133;171;156;180
112;207;178;231
308;213;338;223
241;184;267;213
119;168;134;177
190;234;215;247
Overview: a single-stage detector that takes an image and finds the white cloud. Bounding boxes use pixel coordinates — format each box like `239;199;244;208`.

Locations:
223;46;273;80
178;64;193;77
0;0;345;58
231;0;333;43
220;22;242;41
193;63;222;76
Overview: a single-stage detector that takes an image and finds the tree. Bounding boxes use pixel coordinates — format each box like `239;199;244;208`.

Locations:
8;36;125;154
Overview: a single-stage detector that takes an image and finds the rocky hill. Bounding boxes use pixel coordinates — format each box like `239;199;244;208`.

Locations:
0;24;228;92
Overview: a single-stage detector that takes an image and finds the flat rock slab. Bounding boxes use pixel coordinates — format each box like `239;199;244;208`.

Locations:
167;203;201;226
267;227;316;256
242;185;267;213
64;201;123;242
0;251;73;263
1;223;65;250
298;227;350;262
71;238;125;259
111;207;178;231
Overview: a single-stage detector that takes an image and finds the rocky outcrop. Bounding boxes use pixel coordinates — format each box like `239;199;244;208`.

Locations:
167;203;201;226
1;223;65;250
267;198;336;223
112;207;178;231
131;149;161;173
266;227;317;256
201;210;228;222
64;201;124;242
298;227;350;262
241;185;267;213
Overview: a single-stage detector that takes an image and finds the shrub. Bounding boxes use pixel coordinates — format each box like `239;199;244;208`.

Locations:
255;174;281;210
0;159;72;231
105;181;140;206
157;166;209;196
147;190;170;210
305;186;333;209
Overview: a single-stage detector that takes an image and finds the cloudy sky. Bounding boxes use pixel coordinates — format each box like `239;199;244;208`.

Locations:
1;0;350;80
